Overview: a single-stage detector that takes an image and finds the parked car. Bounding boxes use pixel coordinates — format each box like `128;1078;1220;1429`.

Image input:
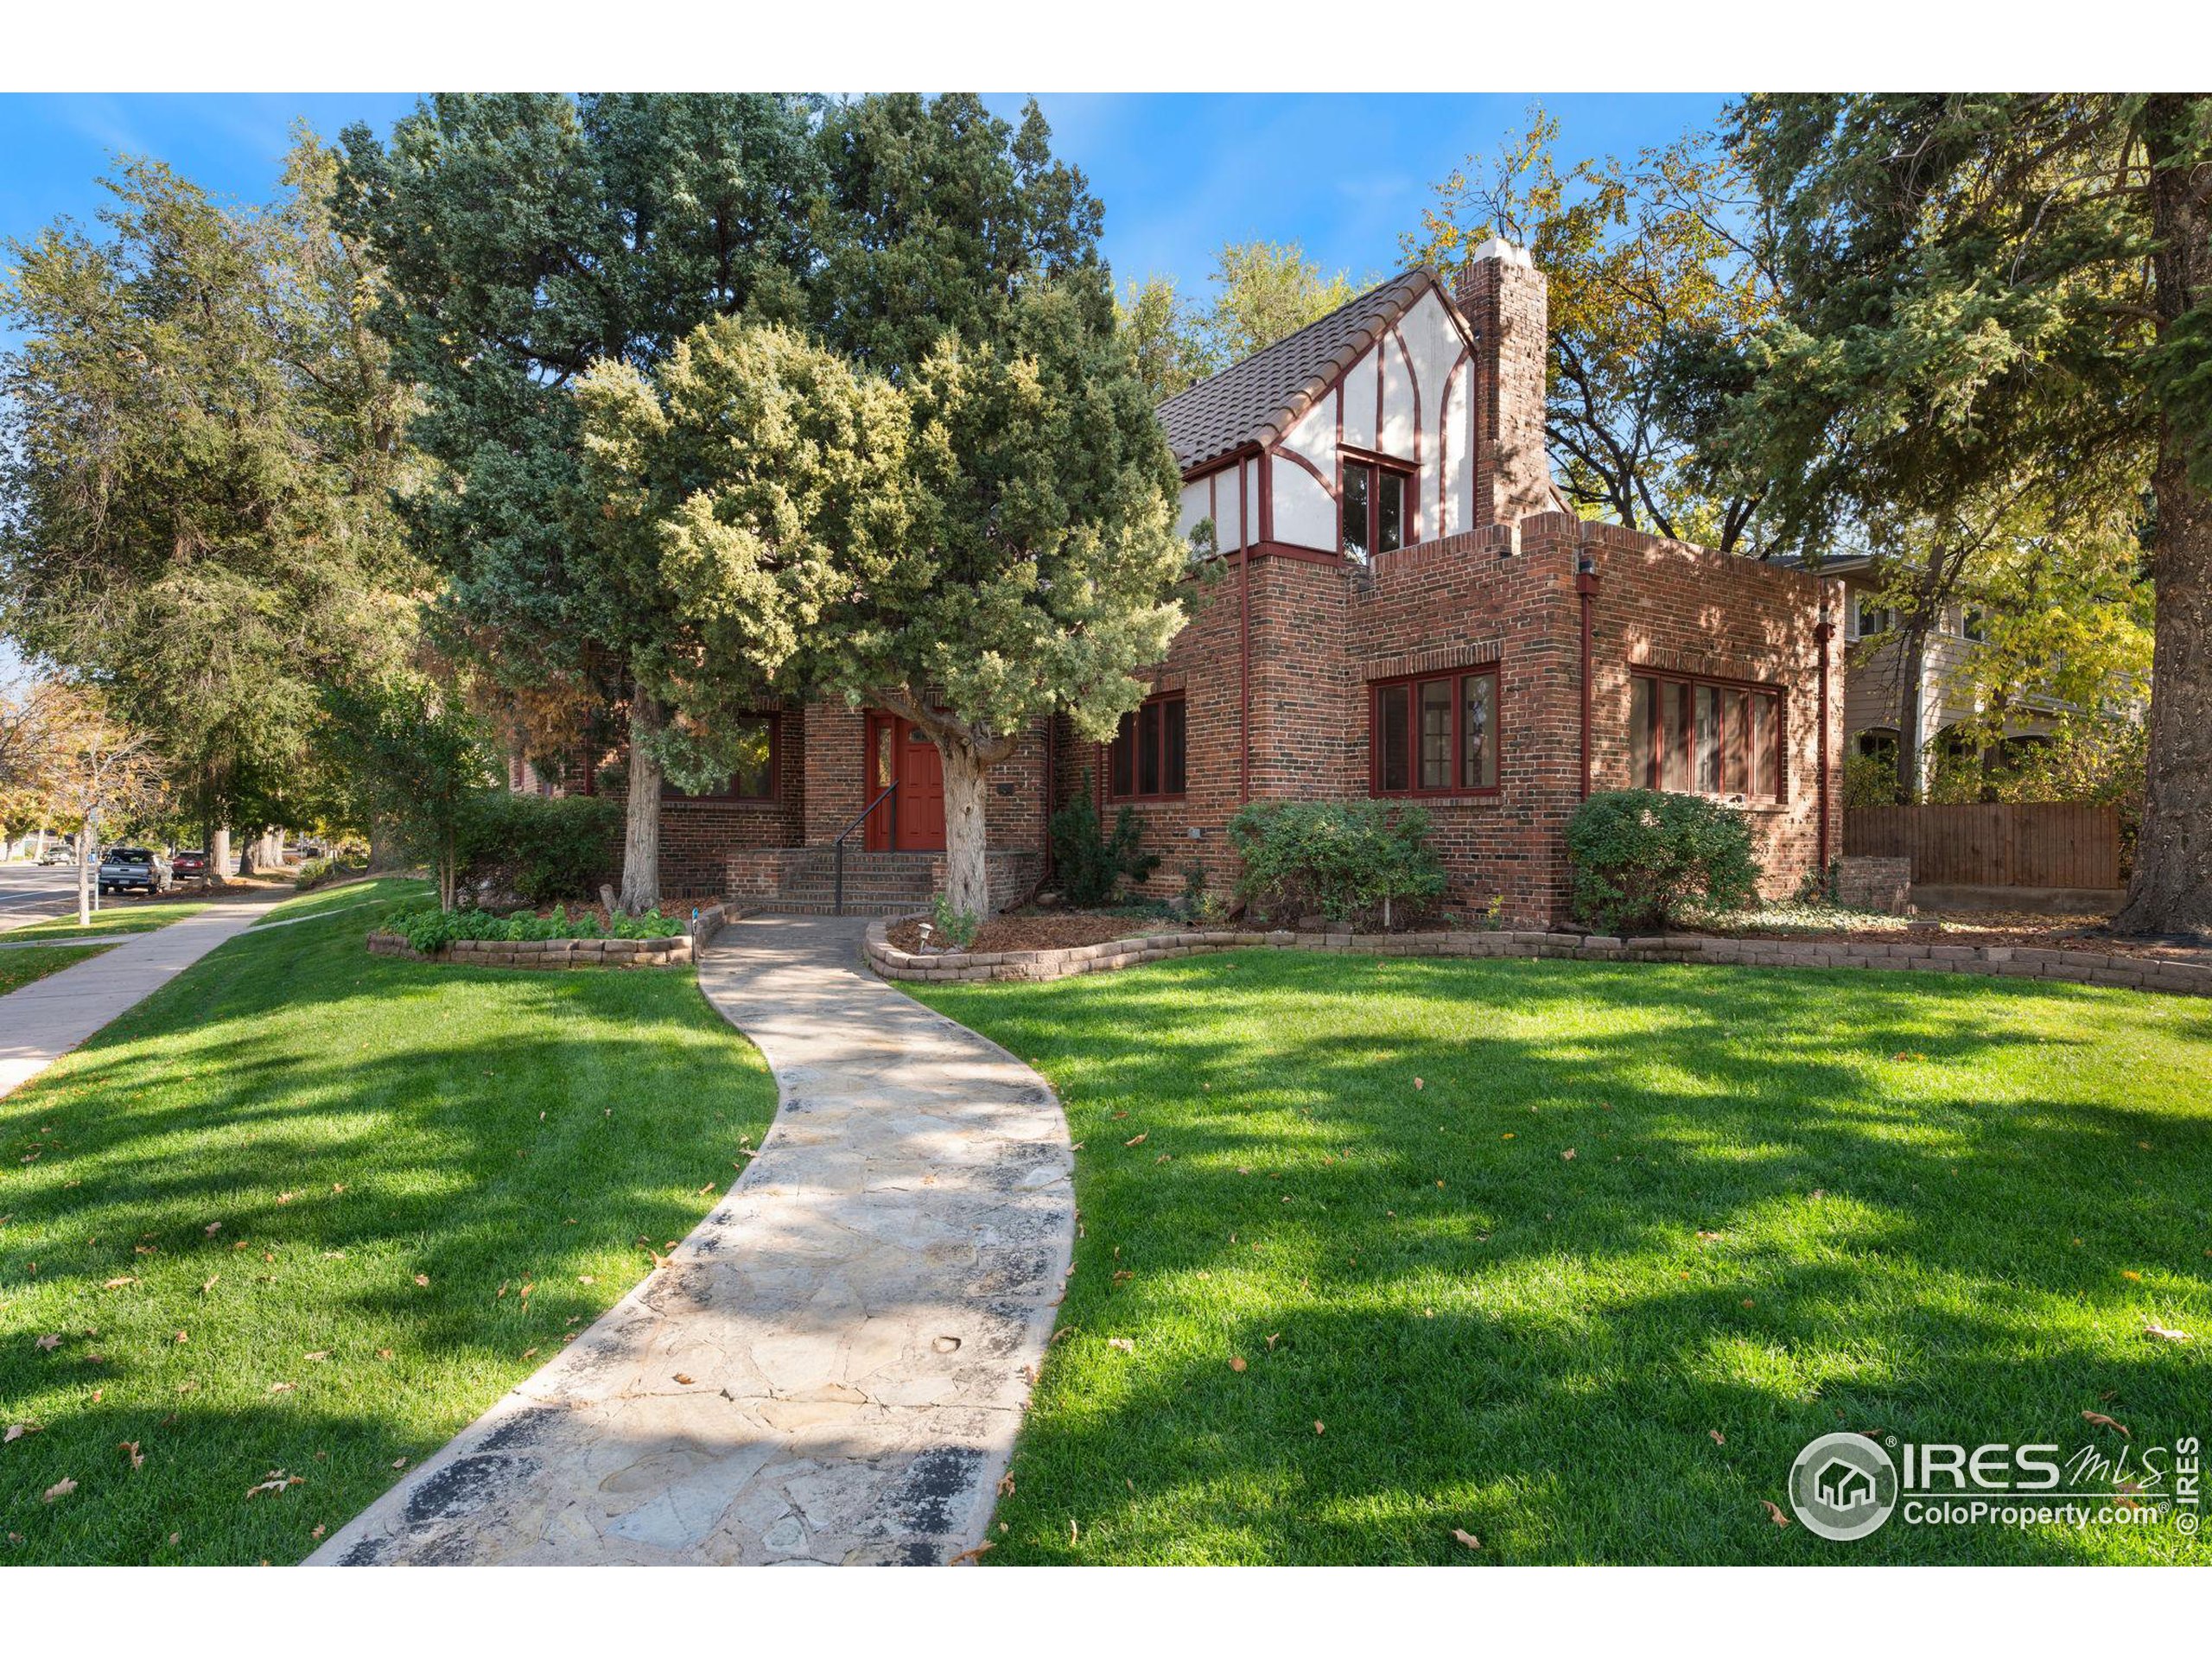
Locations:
98;848;172;895
37;842;77;867
170;849;210;880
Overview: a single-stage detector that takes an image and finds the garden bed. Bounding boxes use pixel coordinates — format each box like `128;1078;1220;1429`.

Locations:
367;901;731;970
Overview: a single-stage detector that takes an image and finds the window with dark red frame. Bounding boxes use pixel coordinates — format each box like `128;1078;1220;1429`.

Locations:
1629;672;1782;800
1341;457;1413;561
1108;695;1186;800
659;713;779;801
1370;668;1498;797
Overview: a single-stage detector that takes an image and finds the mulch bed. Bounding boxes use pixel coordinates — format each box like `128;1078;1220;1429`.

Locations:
886;912;1198;955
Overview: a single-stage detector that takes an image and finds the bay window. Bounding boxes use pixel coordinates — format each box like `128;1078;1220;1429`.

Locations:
1630;672;1781;801
1371;668;1498;797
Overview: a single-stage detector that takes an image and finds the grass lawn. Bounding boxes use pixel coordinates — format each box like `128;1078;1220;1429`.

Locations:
912;952;2212;1565
8;900;212;941
0;878;776;1565
0;944;115;995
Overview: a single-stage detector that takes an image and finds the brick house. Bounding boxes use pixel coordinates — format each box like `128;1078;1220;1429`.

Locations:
623;240;1844;924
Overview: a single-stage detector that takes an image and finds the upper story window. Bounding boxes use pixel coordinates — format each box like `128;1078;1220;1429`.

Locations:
1342;458;1412;562
1109;693;1186;800
1371;668;1498;797
1630;672;1782;802
1850;593;1897;640
660;713;777;801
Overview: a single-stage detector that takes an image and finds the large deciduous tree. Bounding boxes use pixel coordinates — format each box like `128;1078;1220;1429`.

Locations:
1409;107;1781;553
1116;240;1365;403
1724;94;2209;934
334;92;827;912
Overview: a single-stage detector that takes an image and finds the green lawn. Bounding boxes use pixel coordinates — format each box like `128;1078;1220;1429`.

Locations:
912;952;2212;1565
0;878;776;1565
0;944;114;995
8;900;212;941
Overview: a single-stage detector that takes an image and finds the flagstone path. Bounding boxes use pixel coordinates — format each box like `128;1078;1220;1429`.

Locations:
310;913;1074;1567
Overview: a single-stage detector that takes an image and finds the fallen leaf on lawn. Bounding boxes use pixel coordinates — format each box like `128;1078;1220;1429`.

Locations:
245;1471;304;1498
521;1348;538;1359
412;1274;429;1287
1107;1337;1135;1353
269;1382;295;1395
1313;1421;1325;1435
175;1381;198;1394
1413;1077;1424;1090
375;1349;393;1361
1500;1132;1515;1141
303;1351;330;1363
948;1540;995;1565
578;1274;595;1285
997;1473;1015;1497
2082;1409;2130;1438
311;1524;325;1540
1710;1429;1726;1445
35;1334;60;1351
2143;1322;2192;1343
4;1423;40;1442
1111;1269;1133;1282
390;1457;408;1470
2121;1270;2143;1281
1154;1153;1170;1163
119;1441;143;1470
175;1331;188;1344
1266;1332;1281;1349
277;1192;296;1205
1696;1230;1724;1242
331;1185;346;1194
42;1478;76;1502
1230;1356;1248;1373
204;1223;220;1236
103;1276;136;1290
1123;1133;1147;1147
1761;1499;1791;1528
1451;1528;1480;1551
199;1275;219;1295
1560;1149;1576;1161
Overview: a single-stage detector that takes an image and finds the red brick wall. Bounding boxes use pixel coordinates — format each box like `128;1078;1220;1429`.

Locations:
1454;251;1554;525
1059;517;1841;927
657;707;807;898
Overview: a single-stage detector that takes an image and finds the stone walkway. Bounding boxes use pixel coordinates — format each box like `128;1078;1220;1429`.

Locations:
0;896;286;1098
309;914;1074;1567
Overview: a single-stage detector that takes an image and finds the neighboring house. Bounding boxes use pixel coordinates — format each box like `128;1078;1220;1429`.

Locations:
530;241;1845;925
1826;556;2058;789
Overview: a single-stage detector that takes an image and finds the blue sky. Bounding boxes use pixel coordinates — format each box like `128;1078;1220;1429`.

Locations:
0;92;1729;299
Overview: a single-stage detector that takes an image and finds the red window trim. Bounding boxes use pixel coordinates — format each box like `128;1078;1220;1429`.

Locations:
1369;665;1503;799
658;711;781;804
1630;670;1786;803
1338;451;1419;560
1107;692;1188;802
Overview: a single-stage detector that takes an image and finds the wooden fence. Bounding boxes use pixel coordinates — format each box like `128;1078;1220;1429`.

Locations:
1844;803;2122;890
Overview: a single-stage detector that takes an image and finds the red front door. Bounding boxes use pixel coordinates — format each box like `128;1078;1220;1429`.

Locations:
863;713;945;851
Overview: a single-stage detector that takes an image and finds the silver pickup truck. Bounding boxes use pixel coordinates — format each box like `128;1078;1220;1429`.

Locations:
97;847;174;895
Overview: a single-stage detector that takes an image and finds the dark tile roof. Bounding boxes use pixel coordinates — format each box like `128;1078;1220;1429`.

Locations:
1156;267;1460;474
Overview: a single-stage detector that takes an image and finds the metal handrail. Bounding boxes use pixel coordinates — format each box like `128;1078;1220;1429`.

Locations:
830;782;897;916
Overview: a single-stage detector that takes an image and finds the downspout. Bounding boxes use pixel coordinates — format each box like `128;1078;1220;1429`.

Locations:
1239;454;1253;804
1575;544;1600;799
1815;595;1836;874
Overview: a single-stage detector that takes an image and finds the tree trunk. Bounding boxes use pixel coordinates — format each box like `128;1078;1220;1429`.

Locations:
210;826;232;887
940;739;995;918
1893;624;1928;802
617;691;664;915
2114;96;2212;938
366;816;397;873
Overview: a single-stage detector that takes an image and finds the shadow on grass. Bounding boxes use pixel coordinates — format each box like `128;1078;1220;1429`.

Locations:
916;950;2211;1565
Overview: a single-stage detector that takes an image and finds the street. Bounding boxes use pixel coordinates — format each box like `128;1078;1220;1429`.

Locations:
0;857;87;931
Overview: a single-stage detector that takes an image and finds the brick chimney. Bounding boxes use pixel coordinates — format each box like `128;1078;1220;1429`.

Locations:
1453;238;1553;527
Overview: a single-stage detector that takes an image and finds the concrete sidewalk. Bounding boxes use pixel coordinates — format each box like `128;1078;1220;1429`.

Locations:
0;896;285;1098
310;912;1074;1567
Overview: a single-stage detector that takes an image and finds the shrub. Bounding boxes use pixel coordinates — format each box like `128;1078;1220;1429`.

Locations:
1841;751;1904;809
1565;789;1761;936
1226;799;1446;928
1177;861;1228;925
294;855;337;891
930;893;981;950
1049;778;1160;906
396;900;683;955
454;791;622;906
